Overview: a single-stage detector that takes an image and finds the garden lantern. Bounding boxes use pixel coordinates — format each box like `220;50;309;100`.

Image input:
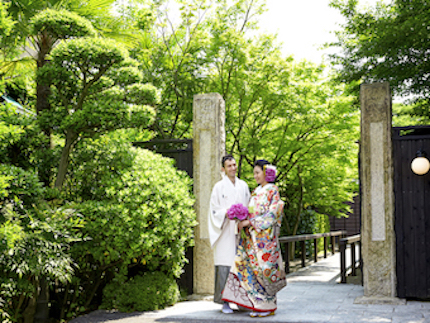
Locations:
411;150;430;175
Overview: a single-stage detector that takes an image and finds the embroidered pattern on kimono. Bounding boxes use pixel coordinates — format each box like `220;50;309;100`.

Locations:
222;184;286;312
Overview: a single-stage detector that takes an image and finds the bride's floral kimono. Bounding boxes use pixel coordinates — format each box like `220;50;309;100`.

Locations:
222;183;286;312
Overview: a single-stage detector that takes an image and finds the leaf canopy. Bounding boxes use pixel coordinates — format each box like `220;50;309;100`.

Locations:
328;0;430;105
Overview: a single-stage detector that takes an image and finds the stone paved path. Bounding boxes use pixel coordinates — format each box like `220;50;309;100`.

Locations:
70;250;430;323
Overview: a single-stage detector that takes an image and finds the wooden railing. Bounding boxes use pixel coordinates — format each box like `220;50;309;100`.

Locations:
339;234;361;283
278;231;347;274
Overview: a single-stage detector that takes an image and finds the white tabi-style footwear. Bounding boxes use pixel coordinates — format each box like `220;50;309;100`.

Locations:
221;302;234;314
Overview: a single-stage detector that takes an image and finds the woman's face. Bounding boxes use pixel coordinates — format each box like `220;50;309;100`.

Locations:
253;165;267;185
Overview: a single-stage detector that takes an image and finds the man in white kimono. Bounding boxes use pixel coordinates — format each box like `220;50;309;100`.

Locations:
208;154;250;314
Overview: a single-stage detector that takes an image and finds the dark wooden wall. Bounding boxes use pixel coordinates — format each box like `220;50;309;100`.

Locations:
329;195;361;236
393;126;430;299
133;139;194;295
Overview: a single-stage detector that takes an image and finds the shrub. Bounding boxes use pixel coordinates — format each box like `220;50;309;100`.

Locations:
67;136;196;278
101;271;180;312
0;165;83;323
53;135;196;318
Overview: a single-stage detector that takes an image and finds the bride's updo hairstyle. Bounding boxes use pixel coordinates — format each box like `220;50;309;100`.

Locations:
254;159;270;170
254;159;277;183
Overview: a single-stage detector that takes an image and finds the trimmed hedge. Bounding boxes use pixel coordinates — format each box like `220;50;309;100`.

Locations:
101;271;180;312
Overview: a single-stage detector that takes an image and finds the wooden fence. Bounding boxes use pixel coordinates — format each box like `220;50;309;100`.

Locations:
339;234;361;284
278;231;347;274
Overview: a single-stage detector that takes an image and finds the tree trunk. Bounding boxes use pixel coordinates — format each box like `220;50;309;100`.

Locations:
22;297;38;323
35;33;54;187
34;278;49;323
289;169;304;260
22;278;39;323
55;130;78;189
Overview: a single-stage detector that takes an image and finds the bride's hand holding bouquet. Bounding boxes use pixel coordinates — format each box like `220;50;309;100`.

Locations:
227;203;250;239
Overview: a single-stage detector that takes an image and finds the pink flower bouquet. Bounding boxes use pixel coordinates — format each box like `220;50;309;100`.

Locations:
227;203;249;240
227;203;249;221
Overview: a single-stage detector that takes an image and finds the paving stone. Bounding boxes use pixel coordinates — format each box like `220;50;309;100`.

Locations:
70;252;430;323
391;317;425;323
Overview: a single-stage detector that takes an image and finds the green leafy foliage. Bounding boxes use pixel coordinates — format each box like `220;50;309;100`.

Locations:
0;103;52;173
1;4;183;321
0;105;25;159
392;102;428;126
101;271;180;312
0;164;43;211
31;8;97;40
66;136;196;277
37;35;157;188
46;135;196;318
0;2;14;38
0;1;19;65
328;0;430;111
0;206;84;323
0;1;15;63
134;0;359;234
34;33;158;188
287;208;331;258
135;0;217;138
0;164;84;323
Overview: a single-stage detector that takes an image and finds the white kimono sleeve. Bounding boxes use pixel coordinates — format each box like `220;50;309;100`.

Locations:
208;184;227;247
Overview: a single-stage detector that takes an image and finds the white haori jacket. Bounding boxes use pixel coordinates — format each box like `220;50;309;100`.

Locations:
209;175;250;266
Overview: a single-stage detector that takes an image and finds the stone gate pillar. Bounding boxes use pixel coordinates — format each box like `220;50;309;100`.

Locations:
193;93;225;295
357;82;403;304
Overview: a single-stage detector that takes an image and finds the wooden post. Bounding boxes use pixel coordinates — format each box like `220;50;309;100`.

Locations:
340;240;347;283
284;242;290;274
301;241;306;267
324;237;328;258
359;241;363;268
313;239;318;263
351;242;357;276
360;241;363;286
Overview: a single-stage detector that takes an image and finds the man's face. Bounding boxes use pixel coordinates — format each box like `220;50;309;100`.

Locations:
223;159;237;178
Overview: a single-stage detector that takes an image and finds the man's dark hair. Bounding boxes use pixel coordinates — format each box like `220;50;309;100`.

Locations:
222;154;235;167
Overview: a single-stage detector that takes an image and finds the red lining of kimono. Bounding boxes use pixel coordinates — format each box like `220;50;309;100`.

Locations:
221;297;277;313
221;273;277;313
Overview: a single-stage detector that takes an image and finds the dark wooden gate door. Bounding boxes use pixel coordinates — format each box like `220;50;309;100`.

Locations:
133;139;194;295
393;126;430;299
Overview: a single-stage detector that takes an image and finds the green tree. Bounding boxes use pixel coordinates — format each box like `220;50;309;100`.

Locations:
1;6;159;190
38;34;157;188
2;0;137;184
211;40;359;235
134;0;215;138
135;0;359;232
201;0;359;232
328;0;430;115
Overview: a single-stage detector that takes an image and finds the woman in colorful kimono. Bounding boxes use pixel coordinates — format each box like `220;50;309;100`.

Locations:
222;159;286;318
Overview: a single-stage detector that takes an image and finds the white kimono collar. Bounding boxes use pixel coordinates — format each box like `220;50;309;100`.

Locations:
255;183;274;193
222;174;238;187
